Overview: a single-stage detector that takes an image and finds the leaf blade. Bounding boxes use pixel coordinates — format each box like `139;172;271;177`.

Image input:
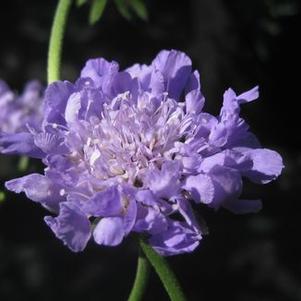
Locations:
114;0;132;20
89;0;108;25
76;0;87;7
130;0;148;21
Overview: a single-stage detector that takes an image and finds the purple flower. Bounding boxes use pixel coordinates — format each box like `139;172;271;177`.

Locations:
4;50;284;255
0;80;44;156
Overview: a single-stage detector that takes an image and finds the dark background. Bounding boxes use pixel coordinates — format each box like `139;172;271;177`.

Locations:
0;0;300;300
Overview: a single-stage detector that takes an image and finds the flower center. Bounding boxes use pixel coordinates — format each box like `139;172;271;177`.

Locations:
79;92;188;186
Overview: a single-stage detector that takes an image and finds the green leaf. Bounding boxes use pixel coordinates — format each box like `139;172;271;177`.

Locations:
130;0;148;21
76;0;87;7
89;0;108;25
114;0;132;20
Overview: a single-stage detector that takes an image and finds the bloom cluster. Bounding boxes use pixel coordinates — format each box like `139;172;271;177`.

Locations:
0;80;44;155
2;50;283;255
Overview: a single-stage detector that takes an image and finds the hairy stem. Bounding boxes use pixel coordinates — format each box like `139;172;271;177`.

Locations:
128;249;151;301
140;239;187;301
47;0;72;83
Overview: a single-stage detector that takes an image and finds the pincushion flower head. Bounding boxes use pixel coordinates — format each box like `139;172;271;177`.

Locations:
4;50;283;255
0;80;44;154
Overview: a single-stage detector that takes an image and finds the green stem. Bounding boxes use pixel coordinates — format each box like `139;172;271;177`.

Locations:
140;239;187;301
127;250;151;301
47;0;72;84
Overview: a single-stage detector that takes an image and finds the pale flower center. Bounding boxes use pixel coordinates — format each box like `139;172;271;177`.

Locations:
77;92;188;185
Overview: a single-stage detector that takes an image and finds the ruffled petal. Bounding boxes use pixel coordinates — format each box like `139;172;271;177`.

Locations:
0;132;45;158
185;71;205;114
64;92;81;124
209;86;260;148
34;132;67;155
44;202;91;252
123;196;137;234
152;50;192;99
149;221;201;256
81;186;122;217
208;165;242;209
184;173;215;204
80;58;119;95
43;81;74;128
200;149;253;173
110;72;138;100
177;198;201;232
236;86;259;104
134;204;168;235
145;160;181;199
241;148;284;184
135;189;158;207
5;173;64;212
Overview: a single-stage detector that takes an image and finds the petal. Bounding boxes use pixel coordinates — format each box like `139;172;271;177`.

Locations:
152;50;192;99
0;80;14;107
184;173;215;204
110;72;138;100
185;71;205;114
123;196;137;234
0;132;45;158
134;204;168;235
80;58;119;90
43;81;74;128
242;148;284;184
81;186;122;217
135;189;158;206
44;202;91;252
126;64;165;96
126;64;152;90
221;88;238;114
221;86;259;114
148;70;165;95
185;89;205;115
208;165;242;209
236;86;259;104
149;221;201;256
5;173;64;212
209;87;261;148
34;132;67;155
177;198;200;231
0;79;10;95
77;87;105;121
208;123;228;147
146;160;181;199
199;149;253;173
21;80;43;105
93;217;124;246
233;132;261;149
64;92;81;124
181;155;202;174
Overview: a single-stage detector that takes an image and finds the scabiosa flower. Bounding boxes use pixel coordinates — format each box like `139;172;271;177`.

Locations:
5;50;283;255
0;80;44;155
